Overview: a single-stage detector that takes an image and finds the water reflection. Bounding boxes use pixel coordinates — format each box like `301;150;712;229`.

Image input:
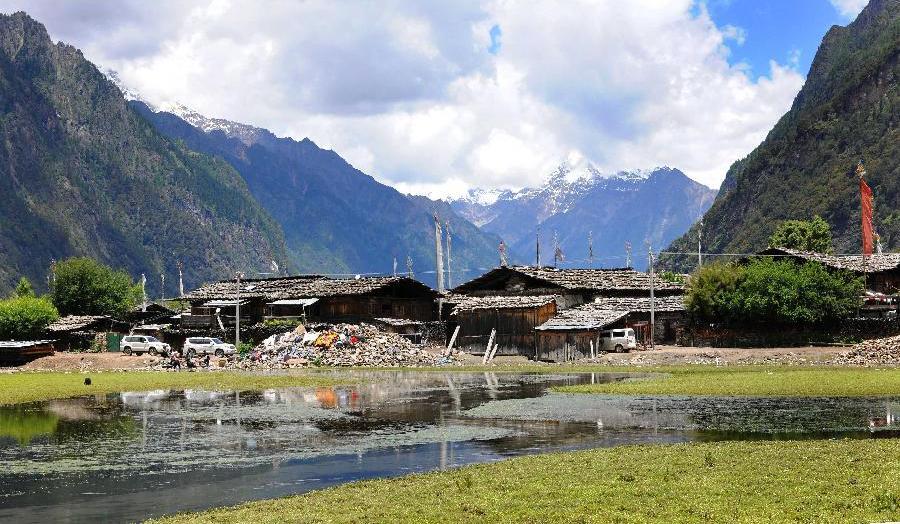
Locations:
2;371;900;523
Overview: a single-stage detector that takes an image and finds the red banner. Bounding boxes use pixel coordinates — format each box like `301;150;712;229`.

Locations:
861;177;874;256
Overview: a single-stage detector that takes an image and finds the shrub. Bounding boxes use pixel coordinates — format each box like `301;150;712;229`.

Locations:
686;259;863;326
51;258;142;317
769;216;833;253
0;296;59;340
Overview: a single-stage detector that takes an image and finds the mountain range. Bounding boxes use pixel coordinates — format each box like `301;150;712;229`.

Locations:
127;92;504;289
666;0;900;266
449;164;717;270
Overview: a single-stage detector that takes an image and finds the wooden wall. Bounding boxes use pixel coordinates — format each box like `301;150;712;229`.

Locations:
536;331;599;362
453;303;557;358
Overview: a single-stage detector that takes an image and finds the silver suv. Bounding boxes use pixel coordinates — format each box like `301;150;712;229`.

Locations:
121;335;170;356
183;337;236;357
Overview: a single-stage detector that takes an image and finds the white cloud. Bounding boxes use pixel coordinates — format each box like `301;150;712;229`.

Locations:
828;0;867;18
1;0;807;195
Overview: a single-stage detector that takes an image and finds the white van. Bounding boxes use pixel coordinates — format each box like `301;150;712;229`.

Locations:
599;328;637;353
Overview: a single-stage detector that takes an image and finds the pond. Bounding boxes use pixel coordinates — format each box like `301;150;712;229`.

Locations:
3;371;900;523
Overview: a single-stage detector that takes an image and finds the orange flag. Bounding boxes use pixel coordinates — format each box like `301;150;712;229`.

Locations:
861;177;874;256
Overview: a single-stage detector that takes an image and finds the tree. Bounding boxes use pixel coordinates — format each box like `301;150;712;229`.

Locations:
50;258;142;317
0;296;58;340
769;216;833;253
12;277;35;298
686;259;862;325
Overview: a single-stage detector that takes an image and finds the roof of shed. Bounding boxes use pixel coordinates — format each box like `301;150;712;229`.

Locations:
758;248;900;274
535;306;629;331
448;294;558;312
185;275;436;302
453;266;683;294
47;315;110;332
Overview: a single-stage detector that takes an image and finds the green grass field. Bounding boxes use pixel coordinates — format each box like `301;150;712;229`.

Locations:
0;371;348;405
151;438;900;523
556;366;900;397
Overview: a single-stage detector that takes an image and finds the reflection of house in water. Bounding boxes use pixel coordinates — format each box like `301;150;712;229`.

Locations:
448;266;686;360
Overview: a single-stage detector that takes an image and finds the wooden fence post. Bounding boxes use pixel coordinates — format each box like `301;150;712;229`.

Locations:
482;328;496;364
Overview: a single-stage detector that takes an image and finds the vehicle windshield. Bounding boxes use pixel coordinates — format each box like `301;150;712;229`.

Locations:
146;336;159;342
211;338;225;344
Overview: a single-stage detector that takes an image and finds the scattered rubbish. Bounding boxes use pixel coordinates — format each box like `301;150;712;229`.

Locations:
233;323;459;369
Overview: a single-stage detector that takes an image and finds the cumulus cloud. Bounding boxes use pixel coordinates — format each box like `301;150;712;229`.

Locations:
828;0;868;18
0;0;806;195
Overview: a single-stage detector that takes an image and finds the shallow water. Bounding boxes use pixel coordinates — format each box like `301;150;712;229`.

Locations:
2;371;900;523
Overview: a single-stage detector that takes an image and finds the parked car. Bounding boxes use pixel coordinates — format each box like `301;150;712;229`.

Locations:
599;328;637;353
183;337;237;357
121;335;171;356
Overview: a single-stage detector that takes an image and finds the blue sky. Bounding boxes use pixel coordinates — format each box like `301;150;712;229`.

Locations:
706;0;852;79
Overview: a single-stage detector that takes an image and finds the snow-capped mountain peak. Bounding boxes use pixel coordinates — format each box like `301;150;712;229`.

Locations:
104;69;264;146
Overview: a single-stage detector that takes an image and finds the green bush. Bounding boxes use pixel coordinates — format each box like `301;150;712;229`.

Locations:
0;296;59;340
51;258;142;317
768;216;833;253
686;259;863;325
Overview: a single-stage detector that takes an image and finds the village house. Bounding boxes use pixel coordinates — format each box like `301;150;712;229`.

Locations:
448;266;685;360
758;248;900;294
182;275;438;329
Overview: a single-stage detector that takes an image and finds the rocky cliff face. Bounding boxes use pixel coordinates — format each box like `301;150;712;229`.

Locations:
0;12;289;294
665;0;900;268
450;164;716;269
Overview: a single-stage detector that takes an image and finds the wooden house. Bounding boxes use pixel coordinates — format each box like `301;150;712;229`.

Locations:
449;266;685;360
757;248;900;294
182;275;438;328
45;315;128;351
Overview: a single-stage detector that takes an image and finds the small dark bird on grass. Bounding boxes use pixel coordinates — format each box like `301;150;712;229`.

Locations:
84;377;92;386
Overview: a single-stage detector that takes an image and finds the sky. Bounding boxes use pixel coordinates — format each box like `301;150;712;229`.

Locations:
0;0;868;196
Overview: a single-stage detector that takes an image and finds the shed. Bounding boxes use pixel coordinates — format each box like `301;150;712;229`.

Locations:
447;294;558;357
0;340;54;365
592;295;687;344
534;306;628;361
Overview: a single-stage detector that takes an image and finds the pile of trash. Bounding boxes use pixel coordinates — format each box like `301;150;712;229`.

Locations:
831;335;900;366
239;323;458;368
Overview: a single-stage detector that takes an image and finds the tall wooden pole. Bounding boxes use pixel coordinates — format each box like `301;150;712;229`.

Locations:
649;245;655;350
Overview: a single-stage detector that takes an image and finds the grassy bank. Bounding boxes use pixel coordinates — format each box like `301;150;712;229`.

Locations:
152;438;900;523
0;371;348;405
556;366;900;397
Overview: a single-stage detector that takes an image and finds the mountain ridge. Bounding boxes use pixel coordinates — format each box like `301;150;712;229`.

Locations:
665;0;900;267
0;12;290;295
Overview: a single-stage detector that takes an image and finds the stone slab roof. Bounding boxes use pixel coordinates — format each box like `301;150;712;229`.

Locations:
453;266;683;294
448;294;558;313
535;307;629;331
759;248;900;273
592;295;686;313
185;275;435;302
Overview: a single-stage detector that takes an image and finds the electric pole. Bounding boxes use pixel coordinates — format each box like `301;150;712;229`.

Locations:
648;245;655;350
588;231;594;268
235;271;243;348
698;217;704;269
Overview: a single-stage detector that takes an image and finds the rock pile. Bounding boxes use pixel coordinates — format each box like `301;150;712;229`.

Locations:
832;335;900;366
241;323;458;368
